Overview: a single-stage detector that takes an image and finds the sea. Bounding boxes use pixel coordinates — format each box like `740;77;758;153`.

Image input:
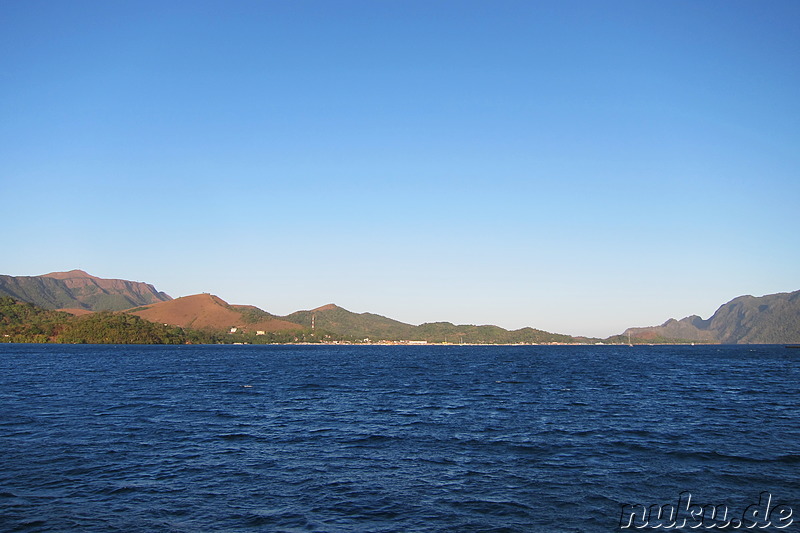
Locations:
0;344;798;532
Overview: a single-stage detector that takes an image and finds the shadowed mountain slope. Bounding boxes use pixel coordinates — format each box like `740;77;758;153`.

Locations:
0;270;171;312
624;290;800;344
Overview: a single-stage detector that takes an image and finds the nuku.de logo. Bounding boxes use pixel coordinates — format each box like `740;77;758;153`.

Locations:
619;491;794;529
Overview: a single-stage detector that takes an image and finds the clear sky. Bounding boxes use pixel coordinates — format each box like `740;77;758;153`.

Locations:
2;1;799;337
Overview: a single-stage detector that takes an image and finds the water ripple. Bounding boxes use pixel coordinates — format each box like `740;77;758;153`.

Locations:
0;344;798;532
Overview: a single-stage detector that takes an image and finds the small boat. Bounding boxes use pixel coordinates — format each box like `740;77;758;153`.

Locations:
786;345;800;349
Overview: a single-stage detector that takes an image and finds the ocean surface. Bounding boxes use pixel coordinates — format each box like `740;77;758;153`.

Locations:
1;344;798;532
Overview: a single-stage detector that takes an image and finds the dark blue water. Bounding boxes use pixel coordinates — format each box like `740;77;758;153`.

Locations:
1;344;798;532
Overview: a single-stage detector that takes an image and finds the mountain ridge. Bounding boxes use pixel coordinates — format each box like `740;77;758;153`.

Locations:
2;270;798;343
41;269;99;280
128;294;301;333
623;290;800;344
0;270;171;312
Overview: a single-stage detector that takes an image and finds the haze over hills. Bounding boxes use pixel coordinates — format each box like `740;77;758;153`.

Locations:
623;290;800;344
1;270;798;343
0;270;171;312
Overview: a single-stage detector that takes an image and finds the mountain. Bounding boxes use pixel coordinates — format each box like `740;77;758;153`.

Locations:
410;322;575;345
624;290;800;344
6;269;795;344
282;304;576;344
0;296;207;345
128;293;302;334
283;304;416;340
0;270;171;312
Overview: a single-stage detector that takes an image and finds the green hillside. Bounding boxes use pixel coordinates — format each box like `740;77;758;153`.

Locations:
284;305;417;341
411;322;574;344
0;297;213;344
0;271;171;312
0;276;87;310
0;297;73;343
282;305;576;344
55;312;187;344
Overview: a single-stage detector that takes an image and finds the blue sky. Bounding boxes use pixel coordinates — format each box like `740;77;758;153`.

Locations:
2;1;799;337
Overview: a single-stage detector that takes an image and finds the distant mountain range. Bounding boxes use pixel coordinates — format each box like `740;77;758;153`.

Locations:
0;270;171;312
623;290;800;344
127;296;575;344
1;270;798;343
283;303;576;344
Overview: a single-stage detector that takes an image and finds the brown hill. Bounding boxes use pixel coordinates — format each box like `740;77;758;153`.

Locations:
41;269;100;281
128;294;302;333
